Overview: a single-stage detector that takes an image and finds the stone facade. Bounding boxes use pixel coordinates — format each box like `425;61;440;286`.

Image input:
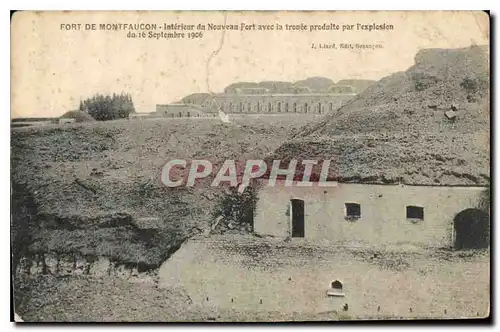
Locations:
155;103;207;118
129;112;154;119
58;118;76;124
158;234;490;319
254;181;487;248
153;85;357;117
203;92;356;114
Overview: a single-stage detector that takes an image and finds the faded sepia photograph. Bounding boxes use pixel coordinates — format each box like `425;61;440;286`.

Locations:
10;10;490;322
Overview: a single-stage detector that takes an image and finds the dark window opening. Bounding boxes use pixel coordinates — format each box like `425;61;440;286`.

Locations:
406;206;424;221
345;203;361;220
178;112;182;117
285;103;289;112
247;103;251;112
187;112;190;118
268;102;272;112
293;103;297;112
277;102;281;112
327;279;345;297
331;280;343;291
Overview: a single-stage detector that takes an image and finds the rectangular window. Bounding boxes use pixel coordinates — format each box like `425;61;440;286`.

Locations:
345;203;361;220
406;206;424;221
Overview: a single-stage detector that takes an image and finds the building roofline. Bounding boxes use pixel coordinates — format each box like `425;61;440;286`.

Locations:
254;178;488;188
218;93;357;97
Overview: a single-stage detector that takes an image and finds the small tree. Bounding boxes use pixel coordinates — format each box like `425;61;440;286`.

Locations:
214;186;258;231
80;93;135;121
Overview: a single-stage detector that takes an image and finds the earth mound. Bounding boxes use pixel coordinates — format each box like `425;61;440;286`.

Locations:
11;116;307;271
60;110;95;123
336;79;377;93
270;45;490;186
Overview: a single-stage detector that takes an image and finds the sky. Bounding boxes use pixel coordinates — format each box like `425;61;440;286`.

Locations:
11;10;489;118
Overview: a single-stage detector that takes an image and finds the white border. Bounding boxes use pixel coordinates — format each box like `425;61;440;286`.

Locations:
1;0;499;10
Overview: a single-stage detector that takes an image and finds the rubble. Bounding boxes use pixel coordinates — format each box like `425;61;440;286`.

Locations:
445;110;457;120
15;253;159;283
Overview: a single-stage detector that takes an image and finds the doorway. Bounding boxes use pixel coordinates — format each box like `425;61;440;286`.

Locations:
454;208;489;249
291;199;305;237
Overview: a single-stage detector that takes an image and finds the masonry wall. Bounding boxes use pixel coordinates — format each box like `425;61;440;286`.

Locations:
155;104;207;118
158;235;490;319
254;182;485;247
203;94;356;114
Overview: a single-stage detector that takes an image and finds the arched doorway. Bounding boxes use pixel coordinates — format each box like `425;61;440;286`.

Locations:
454;208;489;249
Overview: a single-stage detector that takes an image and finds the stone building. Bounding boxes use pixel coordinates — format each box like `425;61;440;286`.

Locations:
253;136;490;249
254;181;488;249
58;118;76;124
153;84;357;117
155;103;207;118
128;112;154;120
201;86;356;114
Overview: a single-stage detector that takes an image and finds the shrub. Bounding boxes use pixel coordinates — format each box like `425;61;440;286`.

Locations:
80;93;135;121
215;186;258;230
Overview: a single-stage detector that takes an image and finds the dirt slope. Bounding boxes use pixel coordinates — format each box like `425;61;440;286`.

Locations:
271;45;490;186
11;116;308;269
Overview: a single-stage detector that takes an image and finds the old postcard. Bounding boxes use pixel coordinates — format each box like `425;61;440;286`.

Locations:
10;10;490;322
